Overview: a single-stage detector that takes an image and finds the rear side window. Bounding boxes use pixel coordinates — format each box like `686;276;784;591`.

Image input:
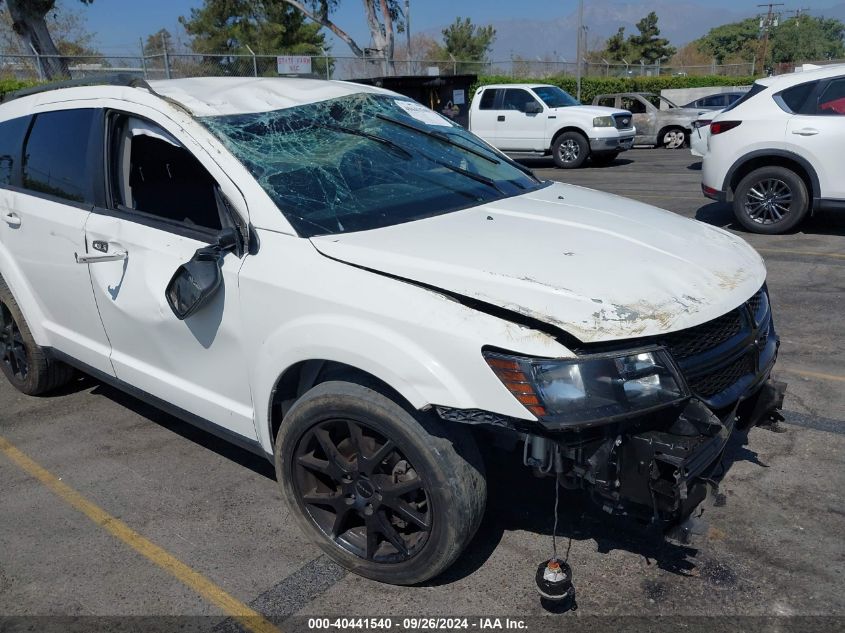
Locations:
479;89;499;110
596;97;616;108
776;81;818;114
0;116;29;186
23;109;96;203
816;78;845;115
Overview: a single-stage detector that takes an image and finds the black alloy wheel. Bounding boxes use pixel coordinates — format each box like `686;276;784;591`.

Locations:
0;300;28;383
292;417;432;563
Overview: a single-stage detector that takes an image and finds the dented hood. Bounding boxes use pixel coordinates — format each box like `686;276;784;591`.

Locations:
310;182;766;344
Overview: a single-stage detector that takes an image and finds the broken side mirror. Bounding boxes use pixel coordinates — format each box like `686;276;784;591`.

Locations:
165;228;241;320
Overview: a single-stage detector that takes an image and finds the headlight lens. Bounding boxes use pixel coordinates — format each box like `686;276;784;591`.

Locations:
593;116;615;127
485;349;686;426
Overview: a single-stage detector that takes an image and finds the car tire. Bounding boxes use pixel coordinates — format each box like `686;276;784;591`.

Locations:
733;166;809;234
274;380;486;585
552;132;589;169
591;152;619;166
0;277;74;395
661;127;686;149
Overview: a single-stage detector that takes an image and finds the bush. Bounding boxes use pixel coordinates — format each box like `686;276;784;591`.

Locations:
472;74;758;105
0;79;37;99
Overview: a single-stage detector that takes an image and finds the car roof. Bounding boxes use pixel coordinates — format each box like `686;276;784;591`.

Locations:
0;76;393;118
756;63;845;89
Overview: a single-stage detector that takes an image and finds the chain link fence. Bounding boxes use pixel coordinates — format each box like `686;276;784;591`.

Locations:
0;51;759;83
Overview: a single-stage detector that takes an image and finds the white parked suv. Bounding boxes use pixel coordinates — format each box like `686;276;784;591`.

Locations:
0;76;785;585
468;84;635;168
702;64;845;233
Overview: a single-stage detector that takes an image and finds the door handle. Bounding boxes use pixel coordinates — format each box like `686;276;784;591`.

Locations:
75;250;128;264
3;212;21;227
497;115;506;121
792;128;819;136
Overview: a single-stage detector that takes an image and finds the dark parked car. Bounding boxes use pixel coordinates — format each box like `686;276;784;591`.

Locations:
683;91;748;110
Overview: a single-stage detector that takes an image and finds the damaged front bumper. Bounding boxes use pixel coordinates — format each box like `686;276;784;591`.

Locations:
438;285;786;531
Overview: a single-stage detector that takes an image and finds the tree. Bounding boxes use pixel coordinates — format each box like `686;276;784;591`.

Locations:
441;17;495;67
694;14;845;68
604;27;629;62
180;0;328;76
144;28;174;57
770;15;845;64
628;11;675;64
694;18;759;64
2;4;100;58
2;0;94;79
275;1;406;74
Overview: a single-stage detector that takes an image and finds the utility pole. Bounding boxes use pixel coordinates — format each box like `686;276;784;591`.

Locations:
756;3;783;75
405;0;412;74
576;0;584;101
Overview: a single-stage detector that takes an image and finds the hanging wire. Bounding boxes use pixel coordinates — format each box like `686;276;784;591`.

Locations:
551;476;573;563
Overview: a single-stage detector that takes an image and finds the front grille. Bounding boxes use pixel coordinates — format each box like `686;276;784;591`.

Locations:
687;354;755;397
613;113;633;130
661;309;744;360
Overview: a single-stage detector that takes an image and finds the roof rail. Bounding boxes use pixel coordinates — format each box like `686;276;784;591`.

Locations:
1;73;152;104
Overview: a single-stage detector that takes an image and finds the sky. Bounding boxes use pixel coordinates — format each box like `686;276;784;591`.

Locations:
61;0;843;57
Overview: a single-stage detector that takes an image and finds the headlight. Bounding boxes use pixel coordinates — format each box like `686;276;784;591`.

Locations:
484;348;686;426
593;116;615;127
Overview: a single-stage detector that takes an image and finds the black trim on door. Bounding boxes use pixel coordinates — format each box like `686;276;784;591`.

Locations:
48;348;270;460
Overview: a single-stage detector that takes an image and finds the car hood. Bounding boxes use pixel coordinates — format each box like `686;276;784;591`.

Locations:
552;105;628;117
310;182;766;344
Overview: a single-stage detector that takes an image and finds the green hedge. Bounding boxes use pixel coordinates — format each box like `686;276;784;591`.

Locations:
0;79;36;99
472;74;759;105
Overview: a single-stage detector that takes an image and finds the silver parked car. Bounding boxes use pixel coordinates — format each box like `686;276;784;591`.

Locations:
593;92;707;148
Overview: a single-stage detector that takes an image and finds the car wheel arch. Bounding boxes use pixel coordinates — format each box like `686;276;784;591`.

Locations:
724;150;819;205
268;359;420;445
549;126;588;151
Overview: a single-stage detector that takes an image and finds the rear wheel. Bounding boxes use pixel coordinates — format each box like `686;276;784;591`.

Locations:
275;380;486;585
0;278;74;395
733;166;809;234
552;131;589;169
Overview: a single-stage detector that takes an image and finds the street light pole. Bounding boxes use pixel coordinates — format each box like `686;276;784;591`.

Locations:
576;0;584;101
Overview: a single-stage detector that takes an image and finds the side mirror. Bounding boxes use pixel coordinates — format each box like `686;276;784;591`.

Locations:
165;248;223;320
524;101;543;114
165;228;245;320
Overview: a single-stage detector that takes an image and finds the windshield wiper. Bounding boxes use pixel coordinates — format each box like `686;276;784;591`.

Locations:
376;114;500;164
319;123;413;159
376;113;540;181
433;159;504;194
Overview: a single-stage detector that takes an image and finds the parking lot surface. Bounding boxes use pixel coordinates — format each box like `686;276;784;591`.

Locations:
1;149;843;630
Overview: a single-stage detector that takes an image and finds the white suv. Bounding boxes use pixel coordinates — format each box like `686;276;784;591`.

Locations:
0;76;785;585
702;65;845;233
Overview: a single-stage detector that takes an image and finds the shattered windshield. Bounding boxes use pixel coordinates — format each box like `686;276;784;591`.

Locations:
201;93;545;236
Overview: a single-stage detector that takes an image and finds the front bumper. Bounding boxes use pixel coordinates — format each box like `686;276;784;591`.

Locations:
590;133;635;153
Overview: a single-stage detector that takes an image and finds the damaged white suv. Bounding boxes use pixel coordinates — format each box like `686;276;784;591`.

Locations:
0;76;785;585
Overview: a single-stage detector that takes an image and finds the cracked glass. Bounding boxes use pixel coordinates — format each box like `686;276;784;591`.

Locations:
201;93;546;237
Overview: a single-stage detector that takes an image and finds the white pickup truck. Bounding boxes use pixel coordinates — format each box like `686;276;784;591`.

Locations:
468;84;636;168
